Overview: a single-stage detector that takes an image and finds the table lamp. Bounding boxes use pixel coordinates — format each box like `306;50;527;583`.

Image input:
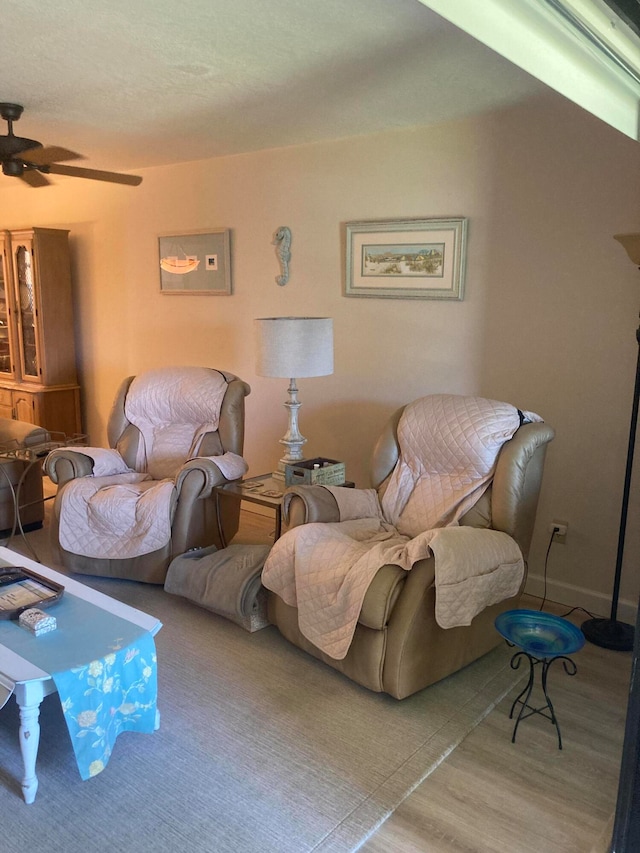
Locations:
255;316;333;480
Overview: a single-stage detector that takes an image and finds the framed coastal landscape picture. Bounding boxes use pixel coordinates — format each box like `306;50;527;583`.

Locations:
344;217;467;300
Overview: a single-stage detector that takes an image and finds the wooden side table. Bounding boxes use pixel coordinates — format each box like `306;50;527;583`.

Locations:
214;474;355;547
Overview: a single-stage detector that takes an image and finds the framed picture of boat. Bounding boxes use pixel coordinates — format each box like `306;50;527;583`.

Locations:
159;229;231;294
344;218;467;300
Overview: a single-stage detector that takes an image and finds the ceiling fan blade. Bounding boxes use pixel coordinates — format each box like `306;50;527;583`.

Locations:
21;145;83;165
46;163;142;186
19;168;50;188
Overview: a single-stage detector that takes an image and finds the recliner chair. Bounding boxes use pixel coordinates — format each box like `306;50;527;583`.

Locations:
0;418;48;535
44;367;250;584
267;398;554;699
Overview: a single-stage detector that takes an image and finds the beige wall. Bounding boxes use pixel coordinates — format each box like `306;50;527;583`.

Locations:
1;91;638;620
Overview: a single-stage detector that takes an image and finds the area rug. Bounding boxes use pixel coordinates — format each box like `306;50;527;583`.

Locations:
0;529;523;853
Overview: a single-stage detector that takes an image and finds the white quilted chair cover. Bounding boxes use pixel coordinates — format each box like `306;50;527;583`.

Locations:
124;367;227;478
263;395;541;659
382;395;540;534
58;367;246;560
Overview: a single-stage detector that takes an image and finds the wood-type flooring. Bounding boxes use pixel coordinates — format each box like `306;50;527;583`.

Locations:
237;509;630;853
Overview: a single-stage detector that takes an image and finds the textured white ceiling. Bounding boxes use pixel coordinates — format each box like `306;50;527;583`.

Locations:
0;0;545;176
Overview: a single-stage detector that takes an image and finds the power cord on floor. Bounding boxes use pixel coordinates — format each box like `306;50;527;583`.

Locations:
537;525;601;619
538;526;556;612
558;604;598;619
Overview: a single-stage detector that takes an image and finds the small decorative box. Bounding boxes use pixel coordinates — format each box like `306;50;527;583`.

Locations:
285;457;346;486
19;608;57;636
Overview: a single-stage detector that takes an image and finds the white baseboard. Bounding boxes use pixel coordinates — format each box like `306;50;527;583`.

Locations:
525;573;638;625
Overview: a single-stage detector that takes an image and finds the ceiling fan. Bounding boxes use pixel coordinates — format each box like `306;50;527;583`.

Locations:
0;103;142;187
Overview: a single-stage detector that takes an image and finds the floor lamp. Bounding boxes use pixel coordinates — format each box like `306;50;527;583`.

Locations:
582;233;640;652
255;317;334;481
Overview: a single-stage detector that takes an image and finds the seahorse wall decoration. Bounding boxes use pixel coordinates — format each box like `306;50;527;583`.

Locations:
273;226;292;286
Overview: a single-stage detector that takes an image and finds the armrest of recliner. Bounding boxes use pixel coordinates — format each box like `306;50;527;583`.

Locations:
44;449;95;486
171;458;240;557
280;485;407;630
358;563;408;629
0;418;49;448
282;486;341;527
174;457;232;499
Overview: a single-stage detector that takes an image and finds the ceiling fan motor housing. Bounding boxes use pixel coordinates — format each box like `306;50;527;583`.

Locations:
2;159;23;177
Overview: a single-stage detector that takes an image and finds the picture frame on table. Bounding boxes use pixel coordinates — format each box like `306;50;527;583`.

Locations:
159;229;231;295
344;217;467;300
0;566;64;618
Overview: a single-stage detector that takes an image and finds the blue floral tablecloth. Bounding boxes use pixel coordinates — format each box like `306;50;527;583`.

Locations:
0;591;159;781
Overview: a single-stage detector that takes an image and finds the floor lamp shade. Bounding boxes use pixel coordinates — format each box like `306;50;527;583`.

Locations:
614;233;640;266
255;317;333;378
255;317;334;479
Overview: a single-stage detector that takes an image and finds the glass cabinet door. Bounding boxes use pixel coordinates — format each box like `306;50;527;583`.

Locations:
0;248;10;375
14;241;40;380
0;236;16;379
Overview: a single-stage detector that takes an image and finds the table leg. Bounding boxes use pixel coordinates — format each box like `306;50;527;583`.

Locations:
0;456;44;563
508;649;577;750
18;701;41;804
14;681;45;804
509;651;536;744
214;490;228;549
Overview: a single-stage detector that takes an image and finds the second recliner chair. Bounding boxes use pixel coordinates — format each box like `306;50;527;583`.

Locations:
45;366;250;584
266;395;555;699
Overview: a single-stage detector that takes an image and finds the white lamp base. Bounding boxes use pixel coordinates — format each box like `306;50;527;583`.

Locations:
272;378;307;481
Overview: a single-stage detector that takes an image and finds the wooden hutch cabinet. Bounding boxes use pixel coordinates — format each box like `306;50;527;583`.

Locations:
0;227;81;437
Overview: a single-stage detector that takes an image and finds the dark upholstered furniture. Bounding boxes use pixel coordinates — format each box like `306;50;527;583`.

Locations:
0;418;48;534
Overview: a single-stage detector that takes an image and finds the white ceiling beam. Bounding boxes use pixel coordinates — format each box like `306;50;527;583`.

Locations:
418;0;640;139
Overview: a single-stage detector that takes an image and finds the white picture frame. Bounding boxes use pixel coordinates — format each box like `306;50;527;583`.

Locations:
344;217;467;300
159;229;231;295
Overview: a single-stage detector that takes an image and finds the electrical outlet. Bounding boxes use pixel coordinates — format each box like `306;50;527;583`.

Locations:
548;520;568;543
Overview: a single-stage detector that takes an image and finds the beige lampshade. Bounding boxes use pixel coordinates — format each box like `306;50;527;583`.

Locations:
255;317;333;378
614;233;640;265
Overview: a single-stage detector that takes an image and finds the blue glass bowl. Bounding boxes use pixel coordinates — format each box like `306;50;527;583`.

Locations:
495;609;585;658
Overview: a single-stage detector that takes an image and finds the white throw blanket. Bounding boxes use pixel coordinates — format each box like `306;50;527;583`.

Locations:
58;367;248;560
262;394;538;659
